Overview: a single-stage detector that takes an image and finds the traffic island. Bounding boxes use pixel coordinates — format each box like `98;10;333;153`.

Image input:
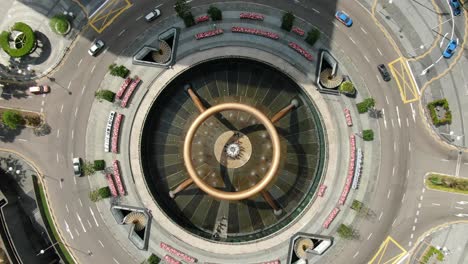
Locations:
425;173;468;195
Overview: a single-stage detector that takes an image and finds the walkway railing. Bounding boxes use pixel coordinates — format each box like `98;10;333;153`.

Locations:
104;111;116;152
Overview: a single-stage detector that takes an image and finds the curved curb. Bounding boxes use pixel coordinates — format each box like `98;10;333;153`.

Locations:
0;148;78;263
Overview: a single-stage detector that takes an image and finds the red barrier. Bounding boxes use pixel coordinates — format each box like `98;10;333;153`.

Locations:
231;26;279;40
240;12;264;20
105;174;118;197
318;184;327;197
195;15;209;23
121;77;141;108
160;242;197;263
292;27;305;36
164;255;181;264
339;135;356;205
344;108;353;126
323;207;340;229
111;113;123;153
288;42;313;61
112;160;126;196
116;77;131;99
195;29;224;40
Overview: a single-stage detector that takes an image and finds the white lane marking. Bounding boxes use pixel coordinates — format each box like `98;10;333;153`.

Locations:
377;74;381;83
77;59;83;67
455;206;463;210
76;213;87;232
349;36;356;44
90;207;99;227
387;190;391;199
18;138;27;142
81;85;86;94
406;118;409;127
383;109;387;128
73;175;77;185
75;107;78;117
60;104;64;113
422;188;425;193
407;169;410;178
396;106;401;127
74;228;80;236
78;198;83;207
379;211;383;221
71;130;74;139
392;218;397;226
68;81;72;89
98;240;104;248
394;142;396;152
155;3;163;8
56;153;59;163
385;96;389;105
65;220;74;239
59;179;63;189
416;210;420;216
377;48;383;56
353;251;359;258
432;203;440;206
410;103;416;122
410;233;414;239
113;258;120;264
360;27;367;34
65;204;69;213
41;100;45;106
402;193;406;203
367;233;373;240
87;219;92;228
312;8;320;13
420;195;423;201
40;108;44;113
91;65;96;73
414;218;418;223
391;119;395;128
412;225;416;231
103;47;109;54
364;55;370;63
441;159;449;162
409;142;411;152
118;29;126;36
136;15;143;21
409;241;412;247
418;203;421;208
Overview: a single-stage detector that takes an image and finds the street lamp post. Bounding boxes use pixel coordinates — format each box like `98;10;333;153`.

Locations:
37;241;60;256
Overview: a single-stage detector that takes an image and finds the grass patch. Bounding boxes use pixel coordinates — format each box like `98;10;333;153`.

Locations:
420;246;444;263
34;177;74;263
0;107;43;129
0;22;36;57
426;173;468;194
49;14;70;35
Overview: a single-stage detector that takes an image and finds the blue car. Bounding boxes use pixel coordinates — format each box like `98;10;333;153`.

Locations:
335;11;353;27
443;40;457;58
450;0;461;16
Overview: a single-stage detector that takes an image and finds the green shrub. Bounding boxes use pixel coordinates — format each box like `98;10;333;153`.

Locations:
49;14;70;35
305;28;320;46
89;190;100;202
1;110;23;129
362;129;374;141
427;98;452;126
339;81;355;94
174;0;191;18
93;160;105;171
182;12;195;27
0;22;36;58
95;90;115;102
207;6;222;21
427;174;468;193
356;98;375;113
82;161;95;176
98;187;111;199
337;224;354;239
281;12;295;31
147;254;161;264
109;64;130;78
351;200;363;211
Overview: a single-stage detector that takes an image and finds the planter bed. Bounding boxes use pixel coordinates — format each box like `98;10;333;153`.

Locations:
121;77;141;108
111;113;123;153
239;12;264;20
112;160;126;196
231;26;279;40
195;15;209;23
116;77;132;99
195;29;224;40
288;42;313;61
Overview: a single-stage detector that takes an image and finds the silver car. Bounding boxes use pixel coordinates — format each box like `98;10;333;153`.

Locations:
88;40;105;56
72;157;81;176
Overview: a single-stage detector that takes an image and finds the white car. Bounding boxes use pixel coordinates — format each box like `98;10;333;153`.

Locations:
88;40;105;56
72;157;82;176
145;8;161;22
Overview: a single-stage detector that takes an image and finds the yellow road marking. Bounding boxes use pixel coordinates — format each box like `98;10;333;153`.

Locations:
388;57;419;103
89;0;132;33
369;236;407;264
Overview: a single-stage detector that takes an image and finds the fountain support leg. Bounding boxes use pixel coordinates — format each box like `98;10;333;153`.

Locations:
169;178;194;198
261;190;282;215
185;84;206;113
270;99;299;123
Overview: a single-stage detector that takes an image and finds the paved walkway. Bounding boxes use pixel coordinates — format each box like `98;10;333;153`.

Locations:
82;3;381;263
0;0;87;82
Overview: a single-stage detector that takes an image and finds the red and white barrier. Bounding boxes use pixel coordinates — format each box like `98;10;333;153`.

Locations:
323;207;340;229
195;15;209;23
318;184;327;197
195;29;224;40
164;255;181;264
240;12;264;20
121;77;141;108
105;174;118;197
292;27;305;36
112;160;126;196
262;260;280;264
116;77;131;99
160;242;197;263
344;108;353;126
111;113;123;153
231;26;279;40
288;42;313;61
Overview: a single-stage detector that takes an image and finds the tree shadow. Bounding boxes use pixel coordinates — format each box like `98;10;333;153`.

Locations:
0;155;29;187
0;124;23;143
0;82;31;100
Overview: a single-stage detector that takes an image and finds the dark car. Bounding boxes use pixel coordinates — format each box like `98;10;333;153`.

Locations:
377;64;391;82
450;0;461;16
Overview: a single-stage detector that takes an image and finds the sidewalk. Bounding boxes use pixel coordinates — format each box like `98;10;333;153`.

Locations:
0;0;87;82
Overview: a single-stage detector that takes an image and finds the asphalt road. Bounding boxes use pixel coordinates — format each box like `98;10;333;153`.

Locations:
0;0;466;263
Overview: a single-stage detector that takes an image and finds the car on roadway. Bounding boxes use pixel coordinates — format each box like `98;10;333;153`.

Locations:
28;85;50;94
443;40;457;58
450;0;461;16
145;8;161;22
377;64;391;82
335;11;353;27
88;40;105;56
72;157;82;176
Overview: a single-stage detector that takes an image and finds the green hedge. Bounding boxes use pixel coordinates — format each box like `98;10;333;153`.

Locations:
182;12;195;27
305;28;320;46
147;254;161;264
362;129;374;141
89;187;111;202
281;12;295;31
0;22;36;58
427;173;468;194
427;98;452;126
339;81;355;94
93;160;105;171
420;246;444;263
337;224;354;239
1;110;23;129
356;98;375;113
109;64;130;78
50;14;70;35
207;6;222;21
95;90;115;102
